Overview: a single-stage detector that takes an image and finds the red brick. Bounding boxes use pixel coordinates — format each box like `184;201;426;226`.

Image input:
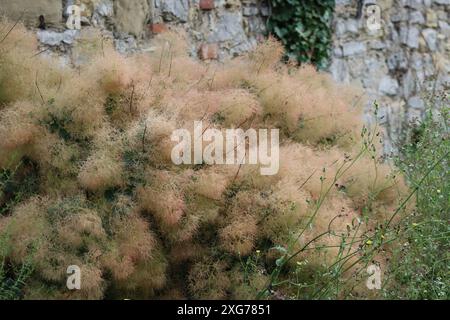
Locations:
200;0;215;10
199;43;219;60
150;23;167;34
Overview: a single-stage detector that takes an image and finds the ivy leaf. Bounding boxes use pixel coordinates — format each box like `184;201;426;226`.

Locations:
268;0;334;68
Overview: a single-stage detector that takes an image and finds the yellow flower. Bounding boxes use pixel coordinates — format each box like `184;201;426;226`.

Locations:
366;240;373;245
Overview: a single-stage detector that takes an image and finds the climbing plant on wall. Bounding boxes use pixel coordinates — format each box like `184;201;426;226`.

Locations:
268;0;335;69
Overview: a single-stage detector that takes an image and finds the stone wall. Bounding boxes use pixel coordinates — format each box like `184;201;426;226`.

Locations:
0;0;270;59
330;0;450;152
151;0;270;59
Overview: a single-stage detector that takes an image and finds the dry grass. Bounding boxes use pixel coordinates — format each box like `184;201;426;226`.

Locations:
0;20;411;300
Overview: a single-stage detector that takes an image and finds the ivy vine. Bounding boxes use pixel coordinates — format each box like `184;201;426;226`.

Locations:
268;0;335;69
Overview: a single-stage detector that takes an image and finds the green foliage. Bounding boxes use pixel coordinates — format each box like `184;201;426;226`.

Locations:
0;159;40;216
0;231;34;300
268;0;335;69
385;94;449;299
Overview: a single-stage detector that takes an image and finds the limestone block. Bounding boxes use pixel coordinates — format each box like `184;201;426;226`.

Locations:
114;0;149;37
0;0;62;27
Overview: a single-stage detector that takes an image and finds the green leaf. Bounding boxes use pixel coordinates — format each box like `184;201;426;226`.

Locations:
268;0;334;67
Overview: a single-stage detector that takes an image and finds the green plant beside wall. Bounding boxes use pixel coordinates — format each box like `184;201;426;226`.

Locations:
268;0;335;69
